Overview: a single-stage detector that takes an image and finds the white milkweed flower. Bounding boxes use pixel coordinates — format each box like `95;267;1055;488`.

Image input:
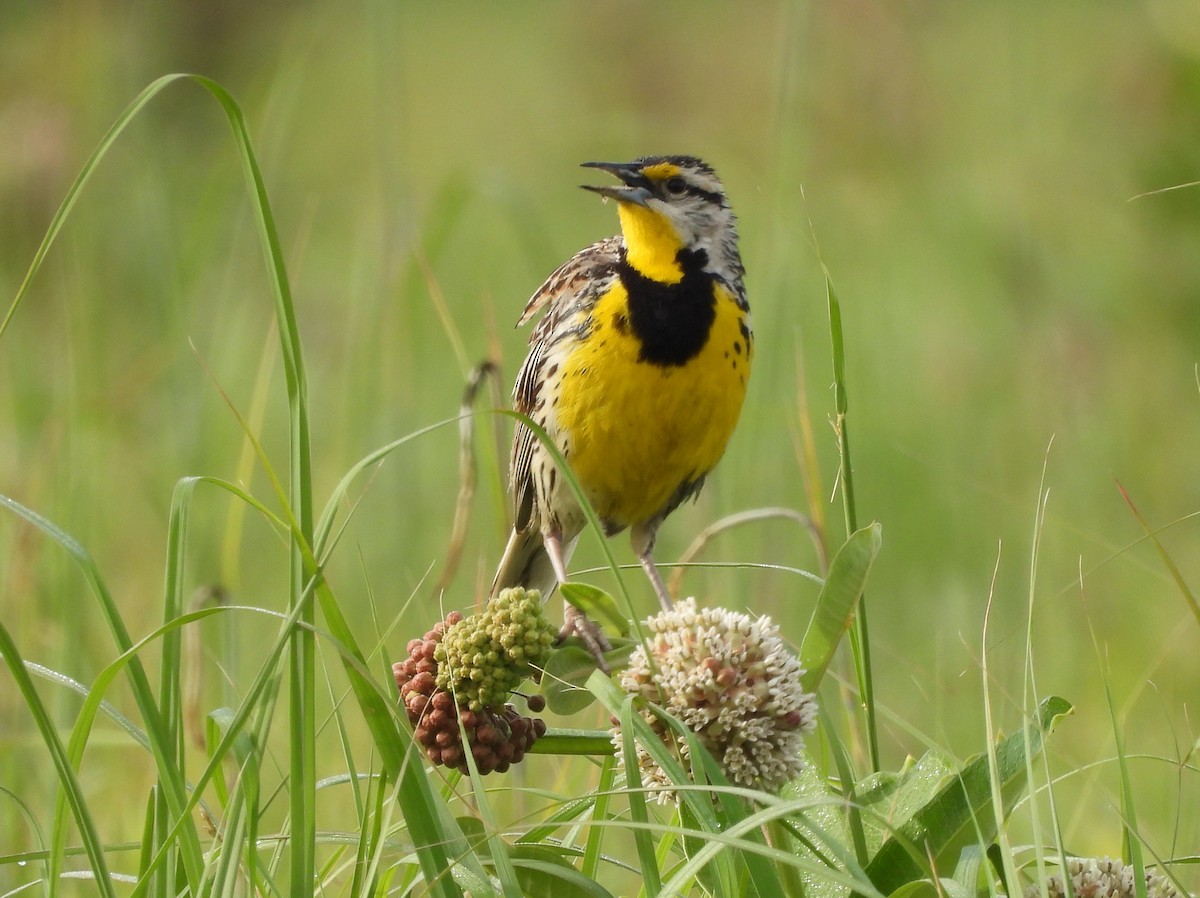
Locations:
1023;857;1184;898
613;597;817;803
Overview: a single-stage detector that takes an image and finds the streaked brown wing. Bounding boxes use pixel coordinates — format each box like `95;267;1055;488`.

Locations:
508;236;623;532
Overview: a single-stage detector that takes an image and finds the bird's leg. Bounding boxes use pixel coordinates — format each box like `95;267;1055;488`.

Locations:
638;550;674;612
546;529;612;670
632;525;674;612
543;529;571;585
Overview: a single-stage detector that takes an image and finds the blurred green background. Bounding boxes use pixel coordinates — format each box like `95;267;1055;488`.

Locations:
2;0;1198;869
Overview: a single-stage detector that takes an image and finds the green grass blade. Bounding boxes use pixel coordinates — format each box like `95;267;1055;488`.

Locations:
0;786;50;889
582;755;618;881
766;817;807;897
1;71;471;896
138;787;159;897
1090;626;1147;888
658;797;883;898
309;577;475;895
125;594;465;893
611;696;662;894
1012;468;1061;898
312;415;462;557
507;849;617;898
1115;480;1200;629
348;769;388;897
160;476;194;820
204;707;264;898
825;275;879;772
20;659;152;753
0;492;204;886
189;471;471;895
461;764;524;898
589;672;789;895
131;607;293;892
0;73;193;340
186;74;318;894
1;70;309;890
817;704;870;869
663;711;787;894
185;79;311;515
826;278;855;534
0;619;117;898
52;604;254;893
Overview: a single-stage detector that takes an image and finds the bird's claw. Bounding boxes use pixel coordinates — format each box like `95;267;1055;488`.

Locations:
558;604;612;674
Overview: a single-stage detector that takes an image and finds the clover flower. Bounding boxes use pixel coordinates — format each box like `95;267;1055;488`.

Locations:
614;597;817;802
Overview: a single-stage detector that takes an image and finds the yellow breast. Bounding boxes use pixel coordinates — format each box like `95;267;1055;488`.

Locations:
554;280;751;528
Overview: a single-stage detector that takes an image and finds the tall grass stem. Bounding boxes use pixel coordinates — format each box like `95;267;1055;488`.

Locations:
825;276;880;772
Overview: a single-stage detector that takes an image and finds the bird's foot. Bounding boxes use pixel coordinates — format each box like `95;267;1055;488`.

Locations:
558;603;612;674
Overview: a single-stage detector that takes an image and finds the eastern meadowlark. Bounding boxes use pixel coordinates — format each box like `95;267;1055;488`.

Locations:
491;155;751;651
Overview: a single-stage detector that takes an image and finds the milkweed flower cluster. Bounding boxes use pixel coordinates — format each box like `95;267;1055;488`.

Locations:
393;588;552;775
1023;857;1184;898
434;587;555;711
613;597;817;803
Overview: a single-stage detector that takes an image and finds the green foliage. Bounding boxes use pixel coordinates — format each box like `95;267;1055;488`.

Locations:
560;582;632;638
2;75;474;897
778;699;1072;898
863;697;1072;893
800;522;882;693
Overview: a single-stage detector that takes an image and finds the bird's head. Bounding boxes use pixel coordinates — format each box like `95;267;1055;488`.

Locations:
581;155;741;284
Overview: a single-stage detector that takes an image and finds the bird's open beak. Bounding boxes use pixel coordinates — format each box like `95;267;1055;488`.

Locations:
580;161;653;206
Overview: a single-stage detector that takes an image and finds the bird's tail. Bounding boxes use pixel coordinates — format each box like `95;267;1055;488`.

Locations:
491;527;578;599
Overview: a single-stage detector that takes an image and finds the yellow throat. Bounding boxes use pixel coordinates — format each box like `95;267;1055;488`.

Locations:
616;199;686;284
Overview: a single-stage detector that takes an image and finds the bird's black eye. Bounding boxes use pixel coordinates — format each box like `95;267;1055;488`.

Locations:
664;176;688;196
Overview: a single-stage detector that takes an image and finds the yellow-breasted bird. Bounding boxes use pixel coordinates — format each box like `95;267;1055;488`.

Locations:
491;155;752;652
